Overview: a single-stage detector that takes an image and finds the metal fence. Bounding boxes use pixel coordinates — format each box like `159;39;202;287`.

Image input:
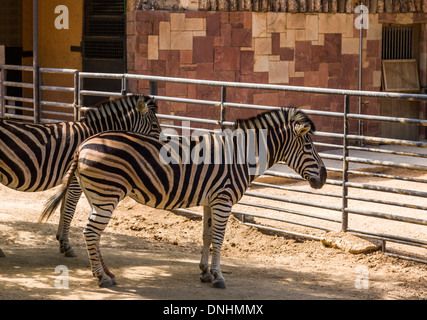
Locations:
1;65;427;264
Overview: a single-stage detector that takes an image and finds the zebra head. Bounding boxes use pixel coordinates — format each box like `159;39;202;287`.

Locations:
132;95;161;137
282;108;327;189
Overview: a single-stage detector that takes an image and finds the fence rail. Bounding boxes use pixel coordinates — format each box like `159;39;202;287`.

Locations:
1;65;427;264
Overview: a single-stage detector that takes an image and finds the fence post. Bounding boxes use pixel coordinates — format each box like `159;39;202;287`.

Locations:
149;81;158;96
342;95;350;232
121;75;127;96
220;86;226;130
73;70;79;121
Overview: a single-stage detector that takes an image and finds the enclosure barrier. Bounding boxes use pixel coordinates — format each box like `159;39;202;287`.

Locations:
1;65;427;264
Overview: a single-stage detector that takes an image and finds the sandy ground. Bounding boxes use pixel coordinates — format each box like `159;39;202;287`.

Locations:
0;169;426;300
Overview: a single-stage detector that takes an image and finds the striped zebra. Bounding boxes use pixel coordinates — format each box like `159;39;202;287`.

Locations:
40;107;326;288
0;95;160;257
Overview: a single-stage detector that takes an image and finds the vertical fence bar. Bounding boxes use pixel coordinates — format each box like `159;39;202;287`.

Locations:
73;70;79;121
121;75;127;96
220;86;226;130
342;95;350;232
149;81;158;96
78;73;83;109
358;7;363;145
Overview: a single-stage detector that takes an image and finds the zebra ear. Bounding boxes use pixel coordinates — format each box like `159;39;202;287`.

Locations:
136;98;149;114
295;123;311;136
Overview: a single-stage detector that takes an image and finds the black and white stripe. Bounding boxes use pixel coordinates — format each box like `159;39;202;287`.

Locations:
41;107;326;288
0;95;160;256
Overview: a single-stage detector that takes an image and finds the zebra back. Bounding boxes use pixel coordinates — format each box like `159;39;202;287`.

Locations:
0;95;160;192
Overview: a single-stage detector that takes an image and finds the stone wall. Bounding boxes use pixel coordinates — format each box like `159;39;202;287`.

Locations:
127;10;427;136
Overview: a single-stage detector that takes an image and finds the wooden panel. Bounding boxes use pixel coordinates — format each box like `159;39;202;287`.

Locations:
382;59;420;92
380;99;419;141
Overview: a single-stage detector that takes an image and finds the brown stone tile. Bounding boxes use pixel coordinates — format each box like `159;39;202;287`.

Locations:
166;82;188;97
214;47;241;71
185;11;206;18
166;51;180;77
196;63;214;80
193;37;213;64
196;85;219;101
271;33;280;55
180;50;193;64
136;21;153;35
231;28;252;47
214;70;236;82
304;71;320;87
206;12;221;37
229;11;245;26
253;92;279;107
280;47;294;61
324;33;342;63
311;45;325;64
134;52;148;71
127;35;138;53
220;23;232;47
295;41;312;72
151;59;166;76
243;11;252;29
366;40;381;58
318;63;329;88
240;51;254;75
289;77;304;86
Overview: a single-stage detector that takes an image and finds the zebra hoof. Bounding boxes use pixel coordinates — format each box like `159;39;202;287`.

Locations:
212;279;226;289
0;249;5;257
64;248;77;258
200;271;213;283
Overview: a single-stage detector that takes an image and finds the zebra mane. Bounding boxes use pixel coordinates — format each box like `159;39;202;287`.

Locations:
80;94;157;120
234;107;316;133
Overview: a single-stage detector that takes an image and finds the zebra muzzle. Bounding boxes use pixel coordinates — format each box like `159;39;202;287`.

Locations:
308;167;327;189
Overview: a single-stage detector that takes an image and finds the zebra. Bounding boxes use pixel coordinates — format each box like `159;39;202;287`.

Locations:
0;94;161;257
40;107;327;288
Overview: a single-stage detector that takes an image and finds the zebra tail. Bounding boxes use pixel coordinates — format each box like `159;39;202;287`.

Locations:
38;153;79;223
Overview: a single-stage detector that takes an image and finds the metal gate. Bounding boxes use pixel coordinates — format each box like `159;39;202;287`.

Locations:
0;66;427;264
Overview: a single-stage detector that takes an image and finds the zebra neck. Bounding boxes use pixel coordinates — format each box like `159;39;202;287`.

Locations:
81;107;133;135
232;125;281;184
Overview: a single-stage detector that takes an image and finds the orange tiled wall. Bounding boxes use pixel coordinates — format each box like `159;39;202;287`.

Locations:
127;10;427;136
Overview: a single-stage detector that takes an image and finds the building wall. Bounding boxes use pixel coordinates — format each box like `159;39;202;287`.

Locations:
21;0;83;117
128;10;426;136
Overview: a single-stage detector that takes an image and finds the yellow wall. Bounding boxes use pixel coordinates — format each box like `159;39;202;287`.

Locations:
21;0;83;118
22;0;83;69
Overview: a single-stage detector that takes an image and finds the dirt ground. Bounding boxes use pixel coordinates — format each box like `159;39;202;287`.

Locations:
0;170;426;300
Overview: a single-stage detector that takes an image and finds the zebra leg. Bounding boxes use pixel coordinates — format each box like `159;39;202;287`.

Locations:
56;175;82;257
83;207;116;288
199;206;213;283
0;248;5;257
209;202;232;289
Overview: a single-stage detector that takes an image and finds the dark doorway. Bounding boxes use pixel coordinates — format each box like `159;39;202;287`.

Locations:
82;0;126;106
